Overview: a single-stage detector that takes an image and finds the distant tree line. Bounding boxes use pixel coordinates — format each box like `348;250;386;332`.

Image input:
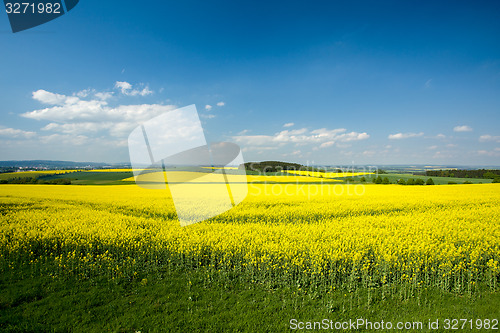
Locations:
0;167;17;174
370;176;435;185
418;169;500;179
243;161;361;173
244;161;308;173
0;177;71;185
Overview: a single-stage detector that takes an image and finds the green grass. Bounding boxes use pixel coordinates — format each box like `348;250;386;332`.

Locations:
1;266;499;332
45;171;134;185
0;171;66;181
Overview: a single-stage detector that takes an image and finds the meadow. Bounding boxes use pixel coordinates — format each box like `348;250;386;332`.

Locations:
0;181;499;331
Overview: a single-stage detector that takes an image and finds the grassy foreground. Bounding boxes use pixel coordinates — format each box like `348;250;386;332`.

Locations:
1;266;499;332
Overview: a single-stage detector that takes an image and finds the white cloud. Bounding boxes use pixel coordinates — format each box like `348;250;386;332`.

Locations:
427;145;438;150
74;89;113;101
233;127;369;149
338;132;370;142
0;127;36;139
388;132;424;139
436;134;446;139
114;81;153;96
216;101;225;107
95;92;114;100
283;122;294;128
479;134;500;143
238;129;249;135
23;87;177;140
424;79;432;89
33;89;71;105
205;104;212;111
453;125;473;132
115;81;132;93
76;89;93;98
23;97;174;123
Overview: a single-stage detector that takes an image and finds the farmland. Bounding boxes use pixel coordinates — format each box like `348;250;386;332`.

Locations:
0;180;499;331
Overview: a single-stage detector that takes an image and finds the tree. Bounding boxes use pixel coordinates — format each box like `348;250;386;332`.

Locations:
406;178;415;185
360;177;366;182
382;177;390;184
463;181;473;184
397;179;406;185
426;178;435;185
374;176;383;184
415;179;425;185
493;178;500;183
484;171;497;179
448;181;457;184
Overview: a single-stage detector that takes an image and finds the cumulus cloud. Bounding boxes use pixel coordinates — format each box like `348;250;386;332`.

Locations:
0;127;36;139
23;87;177;139
33;89;73;105
95;92;114;100
283;122;294;128
453;125;473;132
216;101;225;107
76;89;93;98
23;99;174;124
479;134;500;143
233;127;369;149
114;81;153;96
205;104;212;111
388;132;424;139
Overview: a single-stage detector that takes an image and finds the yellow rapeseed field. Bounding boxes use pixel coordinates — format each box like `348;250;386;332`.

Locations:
0;183;499;294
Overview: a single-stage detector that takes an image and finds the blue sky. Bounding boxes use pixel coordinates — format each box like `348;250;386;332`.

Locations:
1;0;499;165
